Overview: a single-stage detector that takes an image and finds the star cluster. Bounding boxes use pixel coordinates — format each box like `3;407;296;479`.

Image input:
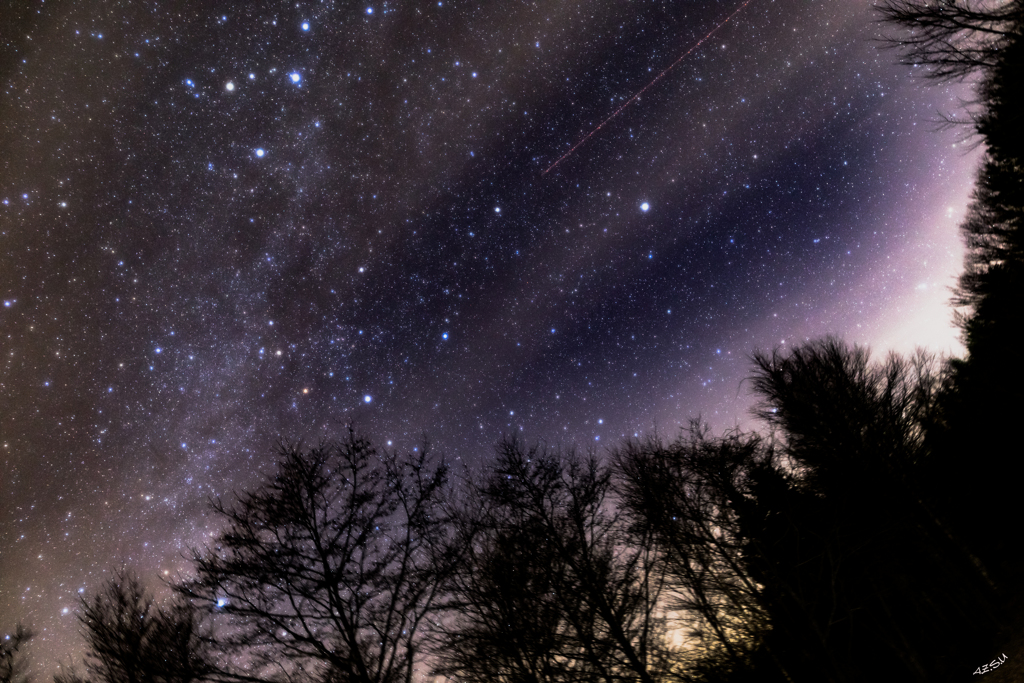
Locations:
1;0;976;672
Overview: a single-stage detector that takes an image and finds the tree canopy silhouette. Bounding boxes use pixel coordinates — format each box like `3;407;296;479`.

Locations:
878;0;1024;81
748;338;1004;682
55;569;210;683
879;0;1024;586
610;337;1014;682
430;435;673;683
614;425;794;683
181;430;454;683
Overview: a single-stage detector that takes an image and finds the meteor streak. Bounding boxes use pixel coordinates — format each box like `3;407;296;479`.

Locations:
542;0;755;176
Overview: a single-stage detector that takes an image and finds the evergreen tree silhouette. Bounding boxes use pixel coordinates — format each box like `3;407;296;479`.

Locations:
880;0;1024;588
0;624;33;683
56;570;210;683
748;339;1001;681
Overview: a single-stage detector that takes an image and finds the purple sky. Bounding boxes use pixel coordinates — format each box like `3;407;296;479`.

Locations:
0;0;979;674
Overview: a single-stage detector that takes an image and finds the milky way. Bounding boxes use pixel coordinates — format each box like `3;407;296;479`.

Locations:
1;0;979;673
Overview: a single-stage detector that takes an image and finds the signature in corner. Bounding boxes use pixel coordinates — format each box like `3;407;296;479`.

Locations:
974;653;1008;676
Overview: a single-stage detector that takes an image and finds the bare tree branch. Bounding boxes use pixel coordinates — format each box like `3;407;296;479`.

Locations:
180;428;454;683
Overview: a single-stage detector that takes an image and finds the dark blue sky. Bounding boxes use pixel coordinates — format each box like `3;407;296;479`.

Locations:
0;0;978;672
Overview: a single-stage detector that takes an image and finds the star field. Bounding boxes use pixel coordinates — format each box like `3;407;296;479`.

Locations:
1;0;978;673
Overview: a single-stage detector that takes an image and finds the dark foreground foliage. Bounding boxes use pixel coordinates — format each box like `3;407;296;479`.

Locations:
27;2;1023;681
54;337;1021;682
430;436;672;683
54;570;210;683
881;0;1024;599
0;624;33;683
180;429;455;683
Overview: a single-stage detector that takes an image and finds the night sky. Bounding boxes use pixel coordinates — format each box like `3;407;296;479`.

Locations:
1;0;979;673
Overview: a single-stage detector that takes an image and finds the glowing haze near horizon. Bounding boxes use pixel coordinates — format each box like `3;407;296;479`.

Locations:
2;0;978;673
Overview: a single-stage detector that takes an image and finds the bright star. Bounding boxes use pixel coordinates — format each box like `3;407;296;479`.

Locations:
364;395;373;403
225;81;234;91
255;148;265;157
640;202;650;212
290;72;301;83
302;22;310;31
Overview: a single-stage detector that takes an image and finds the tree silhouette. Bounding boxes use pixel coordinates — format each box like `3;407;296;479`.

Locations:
944;6;1024;369
57;569;210;683
428;484;583;683
612;339;1011;682
181;430;453;683
880;0;1024;366
430;435;672;683
877;0;1024;81
0;624;33;683
879;0;1024;589
748;338;1002;681
614;425;795;683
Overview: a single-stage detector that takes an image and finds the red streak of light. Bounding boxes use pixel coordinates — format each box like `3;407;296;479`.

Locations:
542;0;754;176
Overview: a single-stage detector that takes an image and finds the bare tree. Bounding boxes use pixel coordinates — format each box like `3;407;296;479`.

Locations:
877;0;1024;81
58;569;210;683
749;340;936;493
181;429;453;683
614;425;798;683
429;486;582;683
431;435;672;683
